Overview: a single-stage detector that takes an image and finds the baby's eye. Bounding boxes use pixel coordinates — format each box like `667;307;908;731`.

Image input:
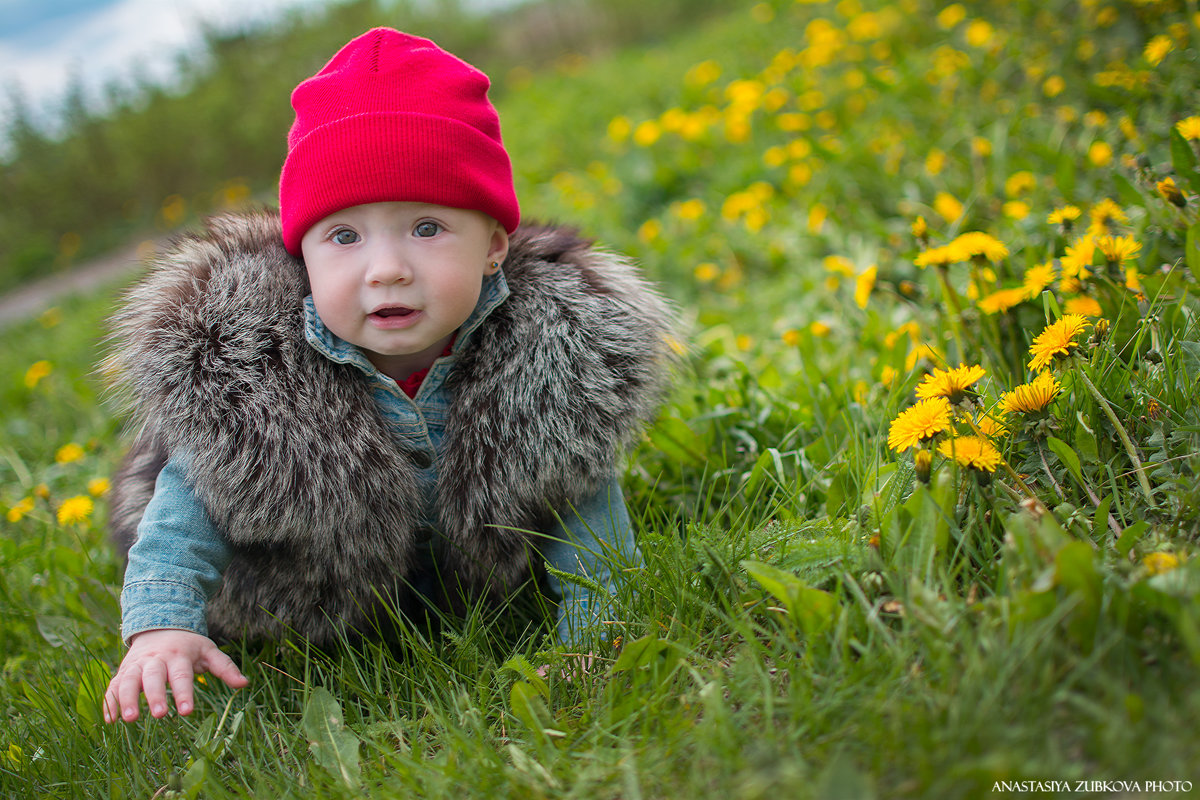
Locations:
414;221;441;238
332;229;360;245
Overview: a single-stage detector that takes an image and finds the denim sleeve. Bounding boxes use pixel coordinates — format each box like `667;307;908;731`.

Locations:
119;453;233;644
540;476;643;647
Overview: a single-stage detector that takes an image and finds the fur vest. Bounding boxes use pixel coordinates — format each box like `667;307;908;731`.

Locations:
106;209;674;645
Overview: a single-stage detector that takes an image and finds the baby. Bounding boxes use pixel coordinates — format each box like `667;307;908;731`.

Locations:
102;28;673;723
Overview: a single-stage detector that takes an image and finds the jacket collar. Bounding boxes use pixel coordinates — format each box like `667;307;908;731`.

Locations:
302;270;511;378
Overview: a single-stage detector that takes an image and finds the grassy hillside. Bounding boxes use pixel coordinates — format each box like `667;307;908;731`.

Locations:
3;0;1200;797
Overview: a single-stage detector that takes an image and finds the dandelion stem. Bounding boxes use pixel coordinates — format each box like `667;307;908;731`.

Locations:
935;266;968;362
962;414;1037;500
1035;439;1065;501
1072;361;1156;507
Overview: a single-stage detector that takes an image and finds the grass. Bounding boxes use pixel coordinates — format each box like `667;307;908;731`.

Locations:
4;0;1200;797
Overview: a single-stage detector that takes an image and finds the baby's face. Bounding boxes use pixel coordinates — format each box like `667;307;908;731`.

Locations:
301;201;508;381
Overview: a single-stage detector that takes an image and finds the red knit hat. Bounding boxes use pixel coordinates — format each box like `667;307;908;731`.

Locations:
279;28;520;256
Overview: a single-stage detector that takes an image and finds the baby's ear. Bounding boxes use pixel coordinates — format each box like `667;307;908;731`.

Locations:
486;223;510;271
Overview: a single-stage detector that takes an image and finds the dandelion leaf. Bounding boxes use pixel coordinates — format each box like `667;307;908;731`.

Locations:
302;687;361;788
1178;339;1200;381
182;758;208;800
1170;128;1200;194
1115;520;1149;559
743;559;837;636
1045;436;1084;488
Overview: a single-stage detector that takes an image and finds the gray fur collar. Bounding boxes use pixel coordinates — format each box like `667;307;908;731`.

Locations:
106;209;674;645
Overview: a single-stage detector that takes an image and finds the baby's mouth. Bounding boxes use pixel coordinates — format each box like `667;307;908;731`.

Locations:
372;306;416;318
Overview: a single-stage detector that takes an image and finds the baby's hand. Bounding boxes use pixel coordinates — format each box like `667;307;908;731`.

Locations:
536;652;597;682
103;629;249;723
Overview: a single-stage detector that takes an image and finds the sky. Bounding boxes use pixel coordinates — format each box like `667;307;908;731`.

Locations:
0;0;332;120
0;0;519;130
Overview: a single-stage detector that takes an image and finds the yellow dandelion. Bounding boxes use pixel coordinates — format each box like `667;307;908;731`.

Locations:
937;435;1002;473
684;60;722;88
978;287;1028;315
1063;295;1103;317
925;148;947;175
888;396;953;453
1001;371;1061;414
1143;552;1180;576
87;477;111;497
1124;267;1142;292
911;216;929;240
56;495;94;526
6;497;35;523
1042;75;1066;98
936;4;966;29
1156;176;1187;208
55;443;86;464
808;204;828;233
905;343;943;372
24;360;53;389
1176;116;1200;141
854;266;877;309
964;19;995;48
632;120;661;147
1028;314;1091;371
1003;201;1030;220
915;363;987;405
1144;35;1173;67
976;412;1009;438
1047;205;1081;228
810;320;831;337
1060;235;1096;290
948;231;1009;263
885;322;921;349
914;448;934;484
823;255;856;277
694;262;720;283
782;328;802;347
637;219;661;243
880;365;897;387
1088;141;1114;167
673;198;707;221
1096;234;1142;265
934;192;964;224
1004;170;1037;197
914;245;954;269
1088;198;1127;235
1023;262;1057;297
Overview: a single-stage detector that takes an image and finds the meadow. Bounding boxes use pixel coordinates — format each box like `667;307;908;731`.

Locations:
2;0;1200;797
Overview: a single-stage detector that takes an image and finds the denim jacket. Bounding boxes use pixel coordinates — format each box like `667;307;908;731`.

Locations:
120;270;642;647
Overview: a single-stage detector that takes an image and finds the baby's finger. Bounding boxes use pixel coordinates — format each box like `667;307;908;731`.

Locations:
202;649;250;689
115;664;145;722
167;663;197;717
141;659;170;719
103;675;123;724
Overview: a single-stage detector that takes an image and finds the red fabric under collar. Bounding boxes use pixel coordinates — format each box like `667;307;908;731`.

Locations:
397;334;456;398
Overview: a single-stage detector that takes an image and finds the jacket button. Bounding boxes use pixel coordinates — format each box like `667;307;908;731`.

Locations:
408;450;433;469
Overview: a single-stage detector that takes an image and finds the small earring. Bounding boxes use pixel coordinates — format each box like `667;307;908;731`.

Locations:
491;261;500;268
